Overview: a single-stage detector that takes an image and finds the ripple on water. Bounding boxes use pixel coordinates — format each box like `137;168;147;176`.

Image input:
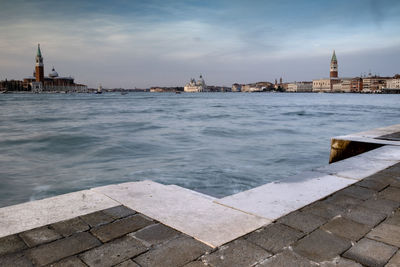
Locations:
1;92;400;207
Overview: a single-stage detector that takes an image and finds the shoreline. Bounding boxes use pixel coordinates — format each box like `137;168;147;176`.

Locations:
0;124;400;266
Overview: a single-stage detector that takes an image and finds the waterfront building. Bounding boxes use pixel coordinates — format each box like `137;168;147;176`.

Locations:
312;78;332;92
362;75;390;93
386;78;400;89
313;50;341;92
287;82;313;92
184;75;207;92
0;80;24;91
382;78;400;93
241;84;260;92
350;77;363;92
231;83;242;92
332;78;352;93
23;44;87;93
150;87;183;92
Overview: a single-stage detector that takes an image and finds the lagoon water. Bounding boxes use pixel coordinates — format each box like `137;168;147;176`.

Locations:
1;92;400;207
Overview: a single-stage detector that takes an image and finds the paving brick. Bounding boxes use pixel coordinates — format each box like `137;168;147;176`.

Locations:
337;185;377;200
183;261;207;267
362;171;395;183
278;211;327;233
102;205;136;219
130;223;180;247
0;252;33;267
343;238;397;267
51;217;89;237
343;205;386;227
361;197;399;216
302;201;345;219
202;238;270;267
386;250;400;267
293;229;351;262
381;163;400;176
379;186;400;202
115;259;141;267
91;214;153;243
80;210;114;227
256;249;317;267
356;178;388;191
319;257;363;266
19;226;62;247
389;177;400;188
385;209;400;226
321;216;370;241
245;223;304;253
0;234;27;256
80;236;147;267
49;256;86;267
135;235;211;267
26;232;101;266
366;223;400;247
371;174;400;189
325;194;364;209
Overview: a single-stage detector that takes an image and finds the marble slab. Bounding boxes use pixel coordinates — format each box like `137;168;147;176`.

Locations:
316;149;399;180
216;172;356;220
0;190;119;238
358;145;400;161
349;124;400;138
332;124;400;146
92;181;270;248
333;136;400;146
167;185;216;200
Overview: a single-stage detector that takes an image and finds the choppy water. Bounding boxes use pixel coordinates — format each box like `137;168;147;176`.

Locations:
1;92;399;207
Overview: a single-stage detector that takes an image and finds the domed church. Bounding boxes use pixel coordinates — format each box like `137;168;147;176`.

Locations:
184;74;207;92
23;44;87;93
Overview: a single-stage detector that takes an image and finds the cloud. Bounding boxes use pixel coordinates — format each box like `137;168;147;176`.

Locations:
0;0;399;87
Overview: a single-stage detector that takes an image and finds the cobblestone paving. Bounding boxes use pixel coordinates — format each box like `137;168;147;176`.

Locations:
198;163;400;267
0;205;211;266
1;163;400;266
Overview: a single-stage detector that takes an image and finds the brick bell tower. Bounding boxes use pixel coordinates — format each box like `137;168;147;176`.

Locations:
330;50;338;78
35;44;44;83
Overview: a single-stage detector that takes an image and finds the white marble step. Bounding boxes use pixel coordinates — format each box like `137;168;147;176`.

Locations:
0;190;119;238
92;180;270;248
315;146;400;180
216;171;357;221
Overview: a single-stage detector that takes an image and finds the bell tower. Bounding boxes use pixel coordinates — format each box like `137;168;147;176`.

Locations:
35;44;44;83
330;50;338;78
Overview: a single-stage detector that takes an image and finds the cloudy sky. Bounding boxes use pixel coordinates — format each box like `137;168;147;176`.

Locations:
0;0;399;88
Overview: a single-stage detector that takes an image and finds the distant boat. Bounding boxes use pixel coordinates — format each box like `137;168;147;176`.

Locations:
175;91;182;94
96;85;103;94
121;91;128;95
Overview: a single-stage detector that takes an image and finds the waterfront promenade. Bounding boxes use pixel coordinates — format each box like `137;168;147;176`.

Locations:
1;125;400;266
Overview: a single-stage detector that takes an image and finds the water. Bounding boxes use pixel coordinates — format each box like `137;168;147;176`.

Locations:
1;92;399;208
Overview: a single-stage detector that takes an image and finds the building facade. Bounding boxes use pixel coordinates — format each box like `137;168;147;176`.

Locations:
184;75;207;92
386;78;400;89
362;76;389;93
287;82;313;92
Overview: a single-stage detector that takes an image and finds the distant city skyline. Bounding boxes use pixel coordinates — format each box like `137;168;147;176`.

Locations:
0;0;399;88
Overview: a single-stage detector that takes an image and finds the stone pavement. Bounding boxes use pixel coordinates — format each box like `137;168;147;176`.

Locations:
1;163;400;266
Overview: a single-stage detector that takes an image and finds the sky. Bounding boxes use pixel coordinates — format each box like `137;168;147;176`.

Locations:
0;0;399;88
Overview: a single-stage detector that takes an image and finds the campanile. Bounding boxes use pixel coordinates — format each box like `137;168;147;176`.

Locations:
35;44;44;83
330;50;338;78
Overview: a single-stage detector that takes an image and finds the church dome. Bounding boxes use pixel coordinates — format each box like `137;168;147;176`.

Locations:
197;74;205;86
49;67;59;78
